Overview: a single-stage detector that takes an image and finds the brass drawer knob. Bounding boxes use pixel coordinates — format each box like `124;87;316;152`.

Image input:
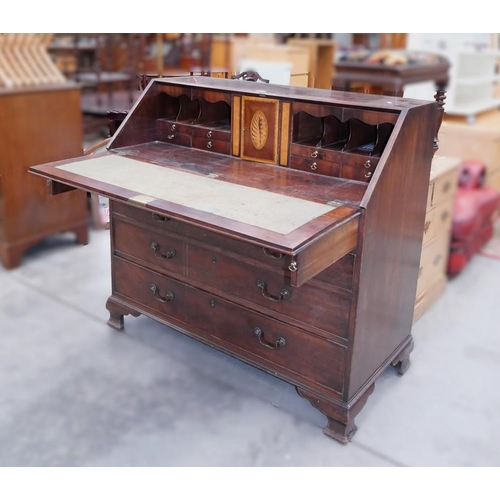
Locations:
311;150;319;158
207;141;213;149
171;124;176;131
207;130;213;138
167;134;175;140
254;327;286;350
310;162;318;171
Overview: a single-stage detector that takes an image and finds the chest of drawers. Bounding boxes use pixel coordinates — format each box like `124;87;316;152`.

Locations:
29;76;437;444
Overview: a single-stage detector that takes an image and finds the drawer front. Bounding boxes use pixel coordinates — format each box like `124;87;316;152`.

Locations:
187;244;351;339
289;155;341;177
430;168;458;207
113;218;186;275
113;257;346;395
161;131;192;147
112;201;289;270
190;125;231;142
341;156;378;182
422;206;436;246
416;234;450;297
290;143;343;164
192;136;230;155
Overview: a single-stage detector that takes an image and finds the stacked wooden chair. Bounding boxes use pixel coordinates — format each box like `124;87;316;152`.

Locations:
0;33;66;88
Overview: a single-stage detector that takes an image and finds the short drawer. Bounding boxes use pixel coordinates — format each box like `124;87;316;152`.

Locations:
159;131;192;147
157;119;192;135
187;243;351;339
430;168;458;207
341;156;378;182
192;136;230;155
290;143;343;164
416;234;451;297
113;257;346;395
113;218;186;275
112;201;290;271
289;155;341;177
190;125;231;142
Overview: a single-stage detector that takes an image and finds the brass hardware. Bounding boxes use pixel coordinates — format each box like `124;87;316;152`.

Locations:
311;150;319;158
253;327;286;350
418;266;423;278
424;220;431;233
171;124;176;131
364;160;371;169
207;131;213;138
262;247;283;259
288;261;297;272
210;299;216;307
364;172;372;178
207;141;213;149
310;162;318;171
46;179;52;186
167;134;174;140
151;213;170;222
433;254;442;266
150;284;174;303
256;280;290;302
442;211;449;221
212;256;217;264
443;181;451;193
150;242;176;260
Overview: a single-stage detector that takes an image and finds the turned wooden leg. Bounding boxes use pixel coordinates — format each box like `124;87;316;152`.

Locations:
297;384;375;445
106;296;140;331
391;338;414;375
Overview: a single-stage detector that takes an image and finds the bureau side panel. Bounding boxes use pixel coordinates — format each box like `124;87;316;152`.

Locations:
348;104;437;399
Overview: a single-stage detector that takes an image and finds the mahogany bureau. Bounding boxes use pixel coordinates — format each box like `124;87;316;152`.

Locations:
29;76;437;444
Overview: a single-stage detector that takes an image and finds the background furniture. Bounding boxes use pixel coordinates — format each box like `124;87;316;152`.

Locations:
414;155;460;322
406;33;500;124
287;38;336;89
0;84;89;269
438;109;500;193
30;76;437;444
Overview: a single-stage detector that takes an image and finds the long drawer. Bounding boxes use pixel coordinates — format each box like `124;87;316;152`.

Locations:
113;216;352;340
112;201;356;292
112;256;347;396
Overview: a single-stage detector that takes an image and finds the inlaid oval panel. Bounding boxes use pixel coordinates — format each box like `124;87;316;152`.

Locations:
250;110;268;150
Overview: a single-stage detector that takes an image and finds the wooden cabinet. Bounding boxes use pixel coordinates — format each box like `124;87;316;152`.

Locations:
29;77;437;444
0;85;89;269
414;155;460;322
438;110;500;192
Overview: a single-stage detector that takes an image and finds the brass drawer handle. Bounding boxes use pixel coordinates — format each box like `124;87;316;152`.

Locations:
364;160;371;169
150;284;175;303
310;162;318;171
151;212;170;223
207;141;213;149
424;220;431;234
167;134;175;140
364;171;372;178
254;327;286;350
263;247;283;259
207;130;213;138
311;150;319;158
150;242;176;260
257;280;290;301
171;124;176;131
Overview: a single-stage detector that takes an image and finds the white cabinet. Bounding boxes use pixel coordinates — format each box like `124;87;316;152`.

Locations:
406;34;500;123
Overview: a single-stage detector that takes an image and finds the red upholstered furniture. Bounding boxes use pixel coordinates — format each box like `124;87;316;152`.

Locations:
448;160;500;277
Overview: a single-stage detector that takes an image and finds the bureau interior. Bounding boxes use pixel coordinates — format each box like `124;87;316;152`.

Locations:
110;78;401;187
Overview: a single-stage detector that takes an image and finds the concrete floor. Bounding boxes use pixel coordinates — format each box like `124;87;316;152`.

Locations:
1;226;499;467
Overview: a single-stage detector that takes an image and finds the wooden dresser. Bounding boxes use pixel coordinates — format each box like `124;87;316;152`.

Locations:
29;77;437;444
414;155;460;322
0;84;88;269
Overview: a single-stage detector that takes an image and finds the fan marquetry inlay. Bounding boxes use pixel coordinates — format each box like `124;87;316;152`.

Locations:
250;110;268;150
